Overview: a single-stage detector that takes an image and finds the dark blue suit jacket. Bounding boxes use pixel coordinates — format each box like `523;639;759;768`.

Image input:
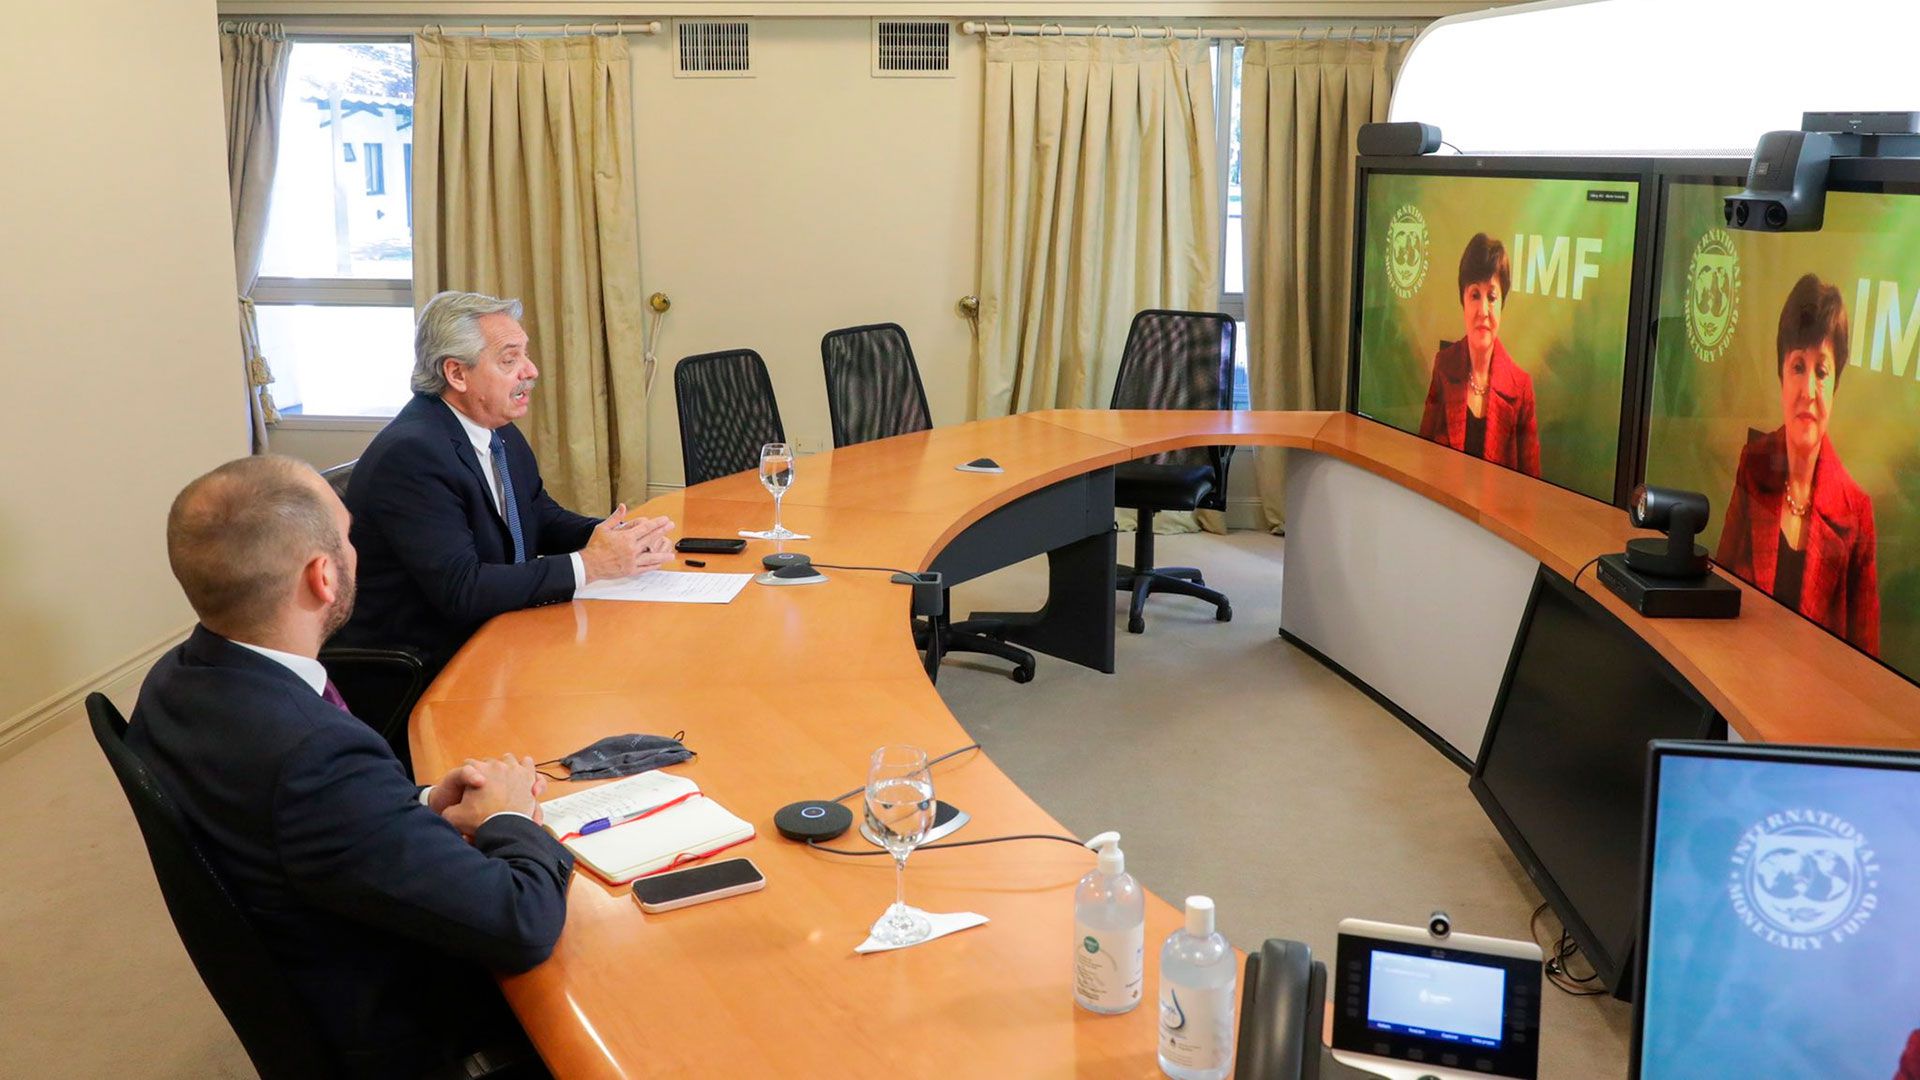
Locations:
338;394;600;670
128;626;573;1077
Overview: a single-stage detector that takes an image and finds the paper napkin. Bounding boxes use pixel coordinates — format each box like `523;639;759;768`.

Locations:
855;909;990;954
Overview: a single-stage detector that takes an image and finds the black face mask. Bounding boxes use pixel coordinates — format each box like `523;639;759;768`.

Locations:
544;731;694;781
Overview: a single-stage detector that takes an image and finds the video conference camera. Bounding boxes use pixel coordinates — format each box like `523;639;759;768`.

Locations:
1726;112;1920;233
1595;486;1740;619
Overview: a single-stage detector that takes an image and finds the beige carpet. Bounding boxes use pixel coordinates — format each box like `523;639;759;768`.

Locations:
0;531;1629;1078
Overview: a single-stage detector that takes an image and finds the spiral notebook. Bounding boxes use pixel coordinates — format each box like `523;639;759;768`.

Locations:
542;775;755;884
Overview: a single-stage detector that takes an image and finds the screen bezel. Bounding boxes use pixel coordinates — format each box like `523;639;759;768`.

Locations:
1637;164;1920;696
1347;155;1667;507
1628;740;1920;1078
1332;931;1542;1077
1467;564;1723;994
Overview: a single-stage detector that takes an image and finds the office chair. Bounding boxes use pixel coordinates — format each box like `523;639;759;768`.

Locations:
1110;310;1237;634
675;349;787;487
87;692;340;1080
820;323;1036;685
317;646;427;772
318;458;357;498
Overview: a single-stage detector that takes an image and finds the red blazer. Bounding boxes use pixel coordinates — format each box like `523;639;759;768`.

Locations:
1715;427;1880;655
1417;339;1541;477
1898;1029;1920;1080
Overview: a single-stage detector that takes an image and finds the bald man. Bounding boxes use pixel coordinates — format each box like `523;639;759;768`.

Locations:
128;455;570;1078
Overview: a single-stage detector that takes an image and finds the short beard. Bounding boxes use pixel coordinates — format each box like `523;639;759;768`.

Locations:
321;546;356;641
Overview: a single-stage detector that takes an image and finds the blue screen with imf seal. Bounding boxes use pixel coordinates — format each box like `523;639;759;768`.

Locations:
1640;753;1920;1078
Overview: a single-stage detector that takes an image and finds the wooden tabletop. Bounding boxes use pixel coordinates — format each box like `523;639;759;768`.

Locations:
412;410;1920;1078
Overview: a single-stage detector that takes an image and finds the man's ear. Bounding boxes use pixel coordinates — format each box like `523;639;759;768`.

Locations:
442;357;468;393
307;552;340;607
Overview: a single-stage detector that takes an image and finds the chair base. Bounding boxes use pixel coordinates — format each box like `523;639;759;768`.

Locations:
1116;508;1233;634
916;614;1037;684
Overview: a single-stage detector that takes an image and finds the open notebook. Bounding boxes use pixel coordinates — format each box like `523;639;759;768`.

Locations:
539;771;755;884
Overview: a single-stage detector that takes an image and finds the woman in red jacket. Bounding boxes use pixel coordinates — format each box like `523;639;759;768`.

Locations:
1418;233;1542;476
1715;273;1880;654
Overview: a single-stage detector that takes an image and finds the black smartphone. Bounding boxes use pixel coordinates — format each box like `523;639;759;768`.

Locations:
630;858;766;913
675;537;748;555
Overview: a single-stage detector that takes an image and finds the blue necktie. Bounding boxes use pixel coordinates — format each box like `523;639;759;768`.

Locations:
489;431;527;564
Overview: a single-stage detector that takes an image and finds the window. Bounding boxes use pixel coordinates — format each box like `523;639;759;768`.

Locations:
256;40;414;419
1211;44;1250;408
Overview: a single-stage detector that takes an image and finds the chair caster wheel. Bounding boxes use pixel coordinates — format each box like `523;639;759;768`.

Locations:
1011;664;1035;684
1127;616;1146;634
1216;605;1233;623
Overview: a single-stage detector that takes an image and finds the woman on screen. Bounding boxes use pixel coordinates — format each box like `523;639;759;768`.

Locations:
1417;234;1541;476
1716;273;1880;654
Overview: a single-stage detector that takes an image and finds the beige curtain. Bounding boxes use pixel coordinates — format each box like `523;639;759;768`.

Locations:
974;35;1221;420
221;23;290;453
412;34;647;511
1241;32;1412;529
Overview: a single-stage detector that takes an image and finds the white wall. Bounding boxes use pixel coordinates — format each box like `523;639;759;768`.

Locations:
0;0;245;746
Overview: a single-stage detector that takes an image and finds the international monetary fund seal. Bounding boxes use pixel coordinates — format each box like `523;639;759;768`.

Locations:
1729;809;1879;950
1685;228;1741;363
1385;204;1429;300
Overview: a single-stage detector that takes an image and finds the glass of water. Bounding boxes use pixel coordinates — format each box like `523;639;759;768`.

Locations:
865;744;935;947
759;442;798;540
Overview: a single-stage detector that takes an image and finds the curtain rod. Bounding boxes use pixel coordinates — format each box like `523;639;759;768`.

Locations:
219;19;662;38
960;21;1420;42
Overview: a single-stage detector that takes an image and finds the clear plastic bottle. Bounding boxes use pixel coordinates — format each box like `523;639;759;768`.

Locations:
1157;896;1236;1080
1073;832;1145;1013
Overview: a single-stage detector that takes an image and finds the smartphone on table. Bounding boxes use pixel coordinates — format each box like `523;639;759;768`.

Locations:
631;858;766;913
675;537;748;555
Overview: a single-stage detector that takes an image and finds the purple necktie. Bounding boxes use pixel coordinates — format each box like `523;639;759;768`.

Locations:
321;680;350;713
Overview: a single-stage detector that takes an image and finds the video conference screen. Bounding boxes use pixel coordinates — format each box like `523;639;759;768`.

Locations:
1639;749;1920;1078
1354;170;1642;502
1644;180;1920;684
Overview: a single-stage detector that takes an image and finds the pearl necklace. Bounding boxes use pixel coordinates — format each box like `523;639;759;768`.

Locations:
1784;487;1812;517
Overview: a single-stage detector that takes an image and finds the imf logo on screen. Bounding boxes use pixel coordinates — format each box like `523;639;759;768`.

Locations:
1729;810;1880;950
1685;228;1741;363
1385;205;1429;300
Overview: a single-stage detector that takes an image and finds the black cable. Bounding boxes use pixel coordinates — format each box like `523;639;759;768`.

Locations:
828;743;982;804
812;562;928;579
806;833;1084;857
1529;903;1609;997
1570;555;1602;590
1440;140;1464;155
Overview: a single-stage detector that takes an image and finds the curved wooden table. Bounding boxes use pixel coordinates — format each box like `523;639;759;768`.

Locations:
411;410;1920;1078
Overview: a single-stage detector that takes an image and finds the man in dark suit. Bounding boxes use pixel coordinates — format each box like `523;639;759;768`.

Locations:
337;291;674;672
130;454;572;1078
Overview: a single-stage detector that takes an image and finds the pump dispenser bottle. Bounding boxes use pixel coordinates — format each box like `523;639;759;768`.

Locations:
1073;832;1144;1013
1157;896;1236;1080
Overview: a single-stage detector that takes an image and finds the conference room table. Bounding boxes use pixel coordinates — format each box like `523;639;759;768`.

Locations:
410;409;1920;1078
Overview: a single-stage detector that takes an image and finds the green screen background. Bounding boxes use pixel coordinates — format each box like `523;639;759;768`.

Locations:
1646;183;1920;682
1356;173;1641;501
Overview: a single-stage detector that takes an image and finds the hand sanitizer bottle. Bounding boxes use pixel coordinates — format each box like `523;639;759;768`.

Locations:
1157;896;1236;1080
1073;831;1144;1013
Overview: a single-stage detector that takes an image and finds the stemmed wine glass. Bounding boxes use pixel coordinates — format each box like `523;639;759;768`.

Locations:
865;744;935;947
758;442;799;540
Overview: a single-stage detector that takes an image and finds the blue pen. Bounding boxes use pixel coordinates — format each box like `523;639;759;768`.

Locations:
572;791;699;837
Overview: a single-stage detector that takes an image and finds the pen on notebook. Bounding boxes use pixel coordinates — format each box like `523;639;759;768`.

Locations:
572;791;702;836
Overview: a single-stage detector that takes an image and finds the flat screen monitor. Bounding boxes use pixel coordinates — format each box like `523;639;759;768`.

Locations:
1469;566;1722;994
1642;173;1920;690
1634;741;1920;1079
1352;164;1646;503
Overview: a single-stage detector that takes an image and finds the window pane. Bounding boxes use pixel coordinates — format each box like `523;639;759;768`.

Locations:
1233;320;1250;409
260;42;413;279
257;304;414;418
1223;45;1244;297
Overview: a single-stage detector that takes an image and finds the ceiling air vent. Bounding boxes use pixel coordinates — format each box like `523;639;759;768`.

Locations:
676;20;752;78
872;19;952;78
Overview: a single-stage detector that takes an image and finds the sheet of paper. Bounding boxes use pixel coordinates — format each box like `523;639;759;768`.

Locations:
575;570;751;604
540;771;700;840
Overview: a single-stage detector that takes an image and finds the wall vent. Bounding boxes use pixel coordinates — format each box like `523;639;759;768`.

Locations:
872;19;952;78
676;20;752;78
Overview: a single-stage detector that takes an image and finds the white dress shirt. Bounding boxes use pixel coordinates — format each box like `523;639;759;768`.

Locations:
442;399;586;591
230;638;529;823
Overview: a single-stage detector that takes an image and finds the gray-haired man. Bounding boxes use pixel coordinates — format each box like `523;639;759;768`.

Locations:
335;291;672;672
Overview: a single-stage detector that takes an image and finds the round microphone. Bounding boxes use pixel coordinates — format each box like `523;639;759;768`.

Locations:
774;800;853;842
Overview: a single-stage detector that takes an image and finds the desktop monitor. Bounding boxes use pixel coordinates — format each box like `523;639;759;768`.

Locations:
1469;566;1722;994
1352;163;1647;503
1633;741;1920;1079
1642;171;1920;689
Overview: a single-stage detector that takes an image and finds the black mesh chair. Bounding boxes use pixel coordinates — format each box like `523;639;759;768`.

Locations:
87;692;340;1080
820;323;1036;684
821;323;934;448
318;458;357;498
318;646;427;772
1110;310;1237;634
675;349;788;486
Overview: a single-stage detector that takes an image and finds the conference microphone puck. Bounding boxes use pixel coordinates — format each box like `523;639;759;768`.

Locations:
775;800;853;842
762;552;812;571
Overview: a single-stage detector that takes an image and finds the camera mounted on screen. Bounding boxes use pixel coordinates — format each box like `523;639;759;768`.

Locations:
1726;112;1920;233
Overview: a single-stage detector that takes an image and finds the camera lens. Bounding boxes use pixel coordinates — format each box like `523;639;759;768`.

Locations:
1733;201;1751;227
1765;202;1789;229
1428;910;1452;938
1723;201;1735;225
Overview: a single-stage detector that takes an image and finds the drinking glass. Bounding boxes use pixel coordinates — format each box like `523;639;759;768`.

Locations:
759;442;798;540
864;744;935;947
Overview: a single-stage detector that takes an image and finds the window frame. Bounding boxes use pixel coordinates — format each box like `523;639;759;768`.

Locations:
1211;42;1248;409
259;33;416;426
